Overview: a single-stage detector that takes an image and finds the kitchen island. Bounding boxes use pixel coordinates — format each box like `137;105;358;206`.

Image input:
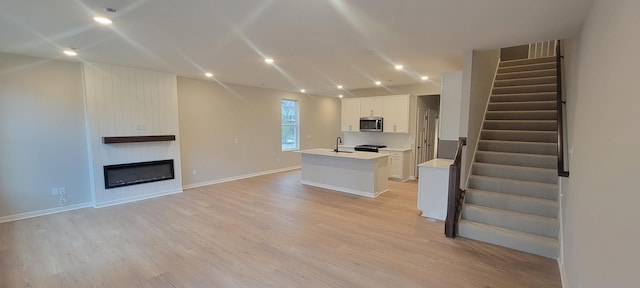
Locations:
299;148;389;198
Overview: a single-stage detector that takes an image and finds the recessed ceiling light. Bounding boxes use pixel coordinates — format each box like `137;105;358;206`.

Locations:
375;81;382;86
421;76;429;81
63;48;77;56
337;85;343;89
394;65;404;70
93;16;112;25
264;58;274;64
204;72;213;78
338;94;344;98
300;89;306;93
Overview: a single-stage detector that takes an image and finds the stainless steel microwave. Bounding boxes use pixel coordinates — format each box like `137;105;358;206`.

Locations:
360;117;383;132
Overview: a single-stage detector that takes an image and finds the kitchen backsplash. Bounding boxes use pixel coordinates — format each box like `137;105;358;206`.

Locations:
342;132;413;149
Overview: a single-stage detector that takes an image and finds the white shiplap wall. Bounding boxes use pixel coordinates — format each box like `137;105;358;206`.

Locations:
83;63;183;207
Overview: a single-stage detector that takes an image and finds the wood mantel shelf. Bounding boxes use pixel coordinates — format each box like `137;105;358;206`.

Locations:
102;135;176;144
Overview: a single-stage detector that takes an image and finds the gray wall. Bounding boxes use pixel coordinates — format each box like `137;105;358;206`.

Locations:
463;49;500;186
177;77;341;187
561;0;640;287
0;53;91;218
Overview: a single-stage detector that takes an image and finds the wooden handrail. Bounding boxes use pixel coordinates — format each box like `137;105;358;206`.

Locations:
445;137;467;238
556;41;570;177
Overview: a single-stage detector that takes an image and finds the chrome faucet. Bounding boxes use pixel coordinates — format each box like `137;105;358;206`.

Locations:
334;136;342;152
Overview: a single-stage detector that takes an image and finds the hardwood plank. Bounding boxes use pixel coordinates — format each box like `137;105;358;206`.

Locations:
0;170;561;287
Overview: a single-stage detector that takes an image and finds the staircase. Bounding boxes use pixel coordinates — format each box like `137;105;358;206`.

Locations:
458;56;560;259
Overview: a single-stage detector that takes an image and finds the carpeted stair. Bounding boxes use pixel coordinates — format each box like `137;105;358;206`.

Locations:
458;56;560;259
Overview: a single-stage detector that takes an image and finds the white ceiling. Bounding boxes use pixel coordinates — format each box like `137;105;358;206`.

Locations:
0;0;593;95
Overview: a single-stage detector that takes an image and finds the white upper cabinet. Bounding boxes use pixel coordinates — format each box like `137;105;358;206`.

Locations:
360;97;384;117
341;94;410;133
382;94;410;133
341;98;361;132
439;71;463;140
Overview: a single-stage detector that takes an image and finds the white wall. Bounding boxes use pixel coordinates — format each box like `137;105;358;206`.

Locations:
462;49;501;187
177;77;341;187
561;0;640;287
83;63;183;207
0;53;91;219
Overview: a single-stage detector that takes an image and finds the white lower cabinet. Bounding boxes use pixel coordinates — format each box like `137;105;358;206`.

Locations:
382;150;410;181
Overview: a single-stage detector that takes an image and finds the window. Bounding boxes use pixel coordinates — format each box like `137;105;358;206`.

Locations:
281;99;299;151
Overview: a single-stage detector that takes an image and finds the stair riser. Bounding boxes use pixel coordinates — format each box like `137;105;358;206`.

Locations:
475;151;557;169
472;164;558;184
481;130;557;143
483;120;557;131
488;101;557;111
498;63;556;73
478;140;556;155
494;77;556;87
486;111;557;120
468;176;558;200
466;190;559;218
495;69;556;80
462;205;559;238
458;221;559;259
493;84;556;95
490;93;557;102
499;57;556;67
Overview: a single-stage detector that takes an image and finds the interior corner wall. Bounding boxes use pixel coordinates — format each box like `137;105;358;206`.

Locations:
0;52;91;218
83;63;183;207
462;49;500;187
561;0;640;287
177;77;341;187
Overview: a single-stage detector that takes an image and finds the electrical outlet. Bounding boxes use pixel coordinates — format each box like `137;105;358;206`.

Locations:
234;138;239;144
192;169;197;176
59;187;65;195
276;158;280;164
51;188;59;196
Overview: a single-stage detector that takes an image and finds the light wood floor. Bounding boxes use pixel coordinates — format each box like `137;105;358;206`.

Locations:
0;170;561;287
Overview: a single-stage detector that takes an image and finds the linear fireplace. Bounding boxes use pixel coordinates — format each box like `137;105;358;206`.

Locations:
103;159;174;189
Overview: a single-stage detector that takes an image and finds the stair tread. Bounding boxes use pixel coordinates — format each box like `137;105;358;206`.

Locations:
458;219;560;247
476;150;556;160
494;76;556;82
494;83;556;89
473;162;556;173
487;109;557;113
464;204;558;222
484;119;557;122
489;100;557;105
482;129;557;134
500;56;556;65
492;91;556;96
458;220;559;258
497;68;556;75
467;188;559;205
479;139;556;146
469;175;558;188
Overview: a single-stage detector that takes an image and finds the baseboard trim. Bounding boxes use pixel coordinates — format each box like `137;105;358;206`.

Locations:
183;166;301;190
0;202;93;224
559;258;568;288
93;189;183;208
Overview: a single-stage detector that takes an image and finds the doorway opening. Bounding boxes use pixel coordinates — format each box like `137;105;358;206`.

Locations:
415;94;440;177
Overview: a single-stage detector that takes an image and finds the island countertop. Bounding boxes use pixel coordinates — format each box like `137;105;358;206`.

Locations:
299;148;389;160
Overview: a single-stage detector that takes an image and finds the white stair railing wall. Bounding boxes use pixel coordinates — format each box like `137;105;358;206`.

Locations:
529;40;557;59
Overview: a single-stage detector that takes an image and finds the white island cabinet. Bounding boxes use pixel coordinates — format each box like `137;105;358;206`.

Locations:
417;158;454;220
299;148;389;198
